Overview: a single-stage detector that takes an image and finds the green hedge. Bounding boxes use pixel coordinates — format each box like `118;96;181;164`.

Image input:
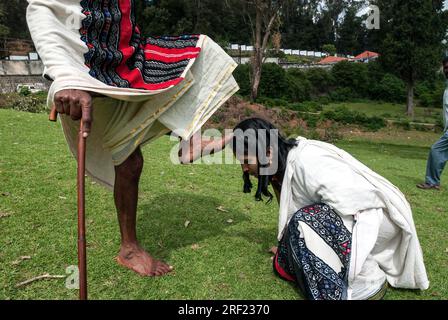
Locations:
0;92;49;114
233;60;420;107
322;106;387;131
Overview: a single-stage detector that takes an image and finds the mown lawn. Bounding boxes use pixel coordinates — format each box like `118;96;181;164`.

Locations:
0;109;447;300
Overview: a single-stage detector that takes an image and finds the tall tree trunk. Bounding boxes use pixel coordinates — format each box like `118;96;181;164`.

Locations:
250;4;263;102
250;54;262;102
406;82;415;118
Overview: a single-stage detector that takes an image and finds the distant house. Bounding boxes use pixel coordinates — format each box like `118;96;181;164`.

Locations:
353;51;380;62
318;51;380;65
318;56;348;65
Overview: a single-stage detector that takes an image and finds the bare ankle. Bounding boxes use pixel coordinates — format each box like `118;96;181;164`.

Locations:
120;242;141;253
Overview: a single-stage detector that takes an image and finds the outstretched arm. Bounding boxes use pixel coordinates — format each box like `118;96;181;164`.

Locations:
178;131;234;164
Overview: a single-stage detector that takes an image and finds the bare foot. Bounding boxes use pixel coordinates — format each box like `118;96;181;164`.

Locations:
116;244;173;277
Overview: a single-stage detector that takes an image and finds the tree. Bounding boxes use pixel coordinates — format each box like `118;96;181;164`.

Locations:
137;0;251;44
2;0;29;39
320;0;359;44
280;0;321;49
0;3;9;38
336;6;366;55
322;44;337;56
227;0;285;102
374;0;448;116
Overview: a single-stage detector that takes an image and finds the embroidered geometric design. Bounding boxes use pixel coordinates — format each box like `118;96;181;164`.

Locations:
275;204;352;300
80;0;201;90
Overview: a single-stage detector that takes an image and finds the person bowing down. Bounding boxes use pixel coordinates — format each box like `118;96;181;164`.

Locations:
232;118;429;300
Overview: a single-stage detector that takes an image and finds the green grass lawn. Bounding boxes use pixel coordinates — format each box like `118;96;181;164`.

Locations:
0;109;447;300
324;101;443;124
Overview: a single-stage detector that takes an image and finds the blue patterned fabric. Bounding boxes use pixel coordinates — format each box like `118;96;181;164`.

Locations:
275;204;352;300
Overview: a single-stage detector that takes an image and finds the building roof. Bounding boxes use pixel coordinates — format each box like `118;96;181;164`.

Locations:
318;56;349;64
354;51;379;60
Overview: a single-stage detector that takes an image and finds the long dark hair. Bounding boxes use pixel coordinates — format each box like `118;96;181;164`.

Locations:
232;118;298;203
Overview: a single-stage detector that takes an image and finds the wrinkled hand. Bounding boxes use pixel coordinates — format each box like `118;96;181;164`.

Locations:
54;89;93;138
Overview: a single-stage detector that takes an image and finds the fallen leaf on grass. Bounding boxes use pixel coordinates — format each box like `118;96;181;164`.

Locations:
239;272;247;280
184;220;191;228
12;256;32;266
0;212;11;219
216;206;229;213
15;273;65;288
58;196;67;200
191;244;201;250
226;219;234;224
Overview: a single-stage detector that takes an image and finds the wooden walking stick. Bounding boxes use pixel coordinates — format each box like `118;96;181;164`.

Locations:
50;105;88;300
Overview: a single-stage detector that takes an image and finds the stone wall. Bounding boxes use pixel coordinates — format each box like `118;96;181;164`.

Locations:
0;60;44;76
0;60;50;93
0;75;51;93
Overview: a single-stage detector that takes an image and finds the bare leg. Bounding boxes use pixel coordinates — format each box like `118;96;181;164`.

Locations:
114;148;173;276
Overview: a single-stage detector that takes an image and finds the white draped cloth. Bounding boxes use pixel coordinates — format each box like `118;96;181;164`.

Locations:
278;137;430;300
26;0;239;188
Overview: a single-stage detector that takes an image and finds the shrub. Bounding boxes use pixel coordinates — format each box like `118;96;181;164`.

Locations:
319;120;343;143
19;87;31;97
369;74;406;103
300;113;320;128
304;68;334;95
258;63;289;99
289;101;322;113
363;116;388;131
233;64;251;97
256;96;289;108
315;95;332;105
302;101;323;112
367;61;386;84
328;87;358;102
435;117;445;132
415;80;445;109
289;103;311;112
331;61;369;97
285;73;312;102
321;106;386;131
0;92;49;114
234;63;310;102
396;119;412;130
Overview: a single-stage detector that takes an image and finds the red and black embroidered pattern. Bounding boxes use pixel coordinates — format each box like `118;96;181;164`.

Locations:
80;0;201;90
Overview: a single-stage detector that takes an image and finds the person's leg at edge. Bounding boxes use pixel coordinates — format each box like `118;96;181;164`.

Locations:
114;147;173;276
423;133;448;188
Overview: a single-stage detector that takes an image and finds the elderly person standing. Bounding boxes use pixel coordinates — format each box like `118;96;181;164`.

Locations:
26;0;238;277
